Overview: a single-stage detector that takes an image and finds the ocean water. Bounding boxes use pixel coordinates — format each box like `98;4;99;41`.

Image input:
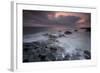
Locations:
23;31;91;62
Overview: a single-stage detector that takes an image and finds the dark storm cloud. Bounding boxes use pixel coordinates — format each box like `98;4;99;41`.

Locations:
23;10;57;26
23;10;81;28
23;10;90;28
51;15;80;27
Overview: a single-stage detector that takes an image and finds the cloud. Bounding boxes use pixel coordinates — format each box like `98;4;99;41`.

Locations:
53;15;80;26
23;10;91;29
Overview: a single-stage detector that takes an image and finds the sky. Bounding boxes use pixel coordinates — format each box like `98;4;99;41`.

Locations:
23;10;91;34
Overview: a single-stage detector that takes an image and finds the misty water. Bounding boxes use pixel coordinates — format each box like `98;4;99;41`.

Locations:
23;31;91;62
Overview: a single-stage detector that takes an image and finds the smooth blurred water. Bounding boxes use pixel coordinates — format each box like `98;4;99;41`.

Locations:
24;31;90;50
23;31;91;61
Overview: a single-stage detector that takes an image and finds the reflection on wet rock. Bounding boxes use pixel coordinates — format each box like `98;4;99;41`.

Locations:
23;40;91;62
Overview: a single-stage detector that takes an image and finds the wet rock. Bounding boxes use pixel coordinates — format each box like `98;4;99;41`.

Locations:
56;54;64;61
64;31;72;35
40;49;49;55
23;43;33;52
84;50;91;59
23;43;33;47
29;56;41;62
23;59;29;62
32;41;41;47
74;29;78;32
86;28;91;32
23;47;29;52
63;54;70;60
50;47;57;53
43;33;49;36
59;34;65;37
71;53;81;60
46;53;56;61
80;27;91;32
23;37;90;62
38;55;47;61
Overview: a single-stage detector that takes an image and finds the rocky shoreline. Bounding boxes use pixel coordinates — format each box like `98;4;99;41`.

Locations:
23;40;91;62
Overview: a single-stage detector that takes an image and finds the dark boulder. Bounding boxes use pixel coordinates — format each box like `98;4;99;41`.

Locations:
63;54;70;60
64;31;72;35
23;43;33;48
59;34;65;37
74;29;78;32
50;47;57;53
46;53;56;61
84;50;91;59
80;27;91;32
38;54;47;61
23;59;29;62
